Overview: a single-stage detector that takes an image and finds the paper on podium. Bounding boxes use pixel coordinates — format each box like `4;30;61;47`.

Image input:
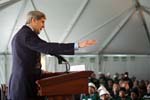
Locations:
70;64;86;71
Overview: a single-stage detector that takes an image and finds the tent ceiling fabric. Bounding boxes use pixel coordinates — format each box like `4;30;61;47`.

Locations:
0;0;150;55
104;11;150;54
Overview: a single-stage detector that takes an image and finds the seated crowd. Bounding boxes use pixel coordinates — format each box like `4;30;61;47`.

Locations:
80;72;150;100
1;72;150;100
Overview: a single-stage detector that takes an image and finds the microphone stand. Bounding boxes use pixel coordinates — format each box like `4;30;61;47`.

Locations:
55;55;70;73
62;61;70;73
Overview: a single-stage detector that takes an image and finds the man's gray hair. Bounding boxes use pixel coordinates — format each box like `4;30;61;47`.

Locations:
26;11;46;24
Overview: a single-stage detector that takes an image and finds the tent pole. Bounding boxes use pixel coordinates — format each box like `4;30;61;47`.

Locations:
59;0;90;43
75;6;134;42
141;6;150;16
97;8;136;72
30;0;51;42
98;8;136;55
5;0;28;52
4;54;7;84
138;9;150;46
135;0;150;46
98;54;104;72
0;0;20;11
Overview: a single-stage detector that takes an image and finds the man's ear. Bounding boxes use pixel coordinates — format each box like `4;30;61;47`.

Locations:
31;18;36;23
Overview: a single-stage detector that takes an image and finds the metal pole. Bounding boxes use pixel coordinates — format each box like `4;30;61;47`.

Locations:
98;8;136;55
59;0;90;42
5;0;28;52
30;0;51;42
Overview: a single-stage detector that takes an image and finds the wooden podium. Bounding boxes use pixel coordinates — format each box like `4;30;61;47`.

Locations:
36;71;93;100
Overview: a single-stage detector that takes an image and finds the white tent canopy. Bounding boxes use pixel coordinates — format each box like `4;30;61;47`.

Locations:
0;0;150;54
0;0;150;84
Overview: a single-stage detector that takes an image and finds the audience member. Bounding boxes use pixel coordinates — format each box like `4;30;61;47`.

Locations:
133;80;139;88
81;82;100;100
145;80;149;88
139;80;147;98
107;79;114;97
117;87;131;100
98;72;107;88
130;87;139;100
99;89;112;100
111;82;120;99
143;83;150;100
89;72;100;88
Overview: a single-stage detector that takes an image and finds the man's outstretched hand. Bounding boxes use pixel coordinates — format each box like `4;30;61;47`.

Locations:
78;40;96;48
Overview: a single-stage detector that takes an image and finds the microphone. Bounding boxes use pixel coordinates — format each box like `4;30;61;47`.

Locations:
55;55;67;64
53;54;70;73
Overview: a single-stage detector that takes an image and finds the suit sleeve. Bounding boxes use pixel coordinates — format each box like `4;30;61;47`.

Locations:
24;32;74;55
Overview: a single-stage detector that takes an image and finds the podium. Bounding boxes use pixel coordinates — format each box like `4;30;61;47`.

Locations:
36;71;93;100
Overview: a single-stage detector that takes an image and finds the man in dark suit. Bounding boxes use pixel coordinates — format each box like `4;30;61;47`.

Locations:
7;11;96;100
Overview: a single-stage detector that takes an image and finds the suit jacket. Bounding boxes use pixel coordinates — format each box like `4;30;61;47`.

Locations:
8;25;74;100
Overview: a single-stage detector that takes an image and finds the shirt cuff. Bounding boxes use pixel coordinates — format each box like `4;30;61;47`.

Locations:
74;43;79;50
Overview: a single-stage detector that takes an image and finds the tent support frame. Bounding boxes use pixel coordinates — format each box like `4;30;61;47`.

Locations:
135;0;150;47
98;8;136;72
30;0;51;42
59;0;90;43
5;0;28;52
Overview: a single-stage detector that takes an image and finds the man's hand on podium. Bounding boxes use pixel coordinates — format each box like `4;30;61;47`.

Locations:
41;69;49;74
78;40;96;48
